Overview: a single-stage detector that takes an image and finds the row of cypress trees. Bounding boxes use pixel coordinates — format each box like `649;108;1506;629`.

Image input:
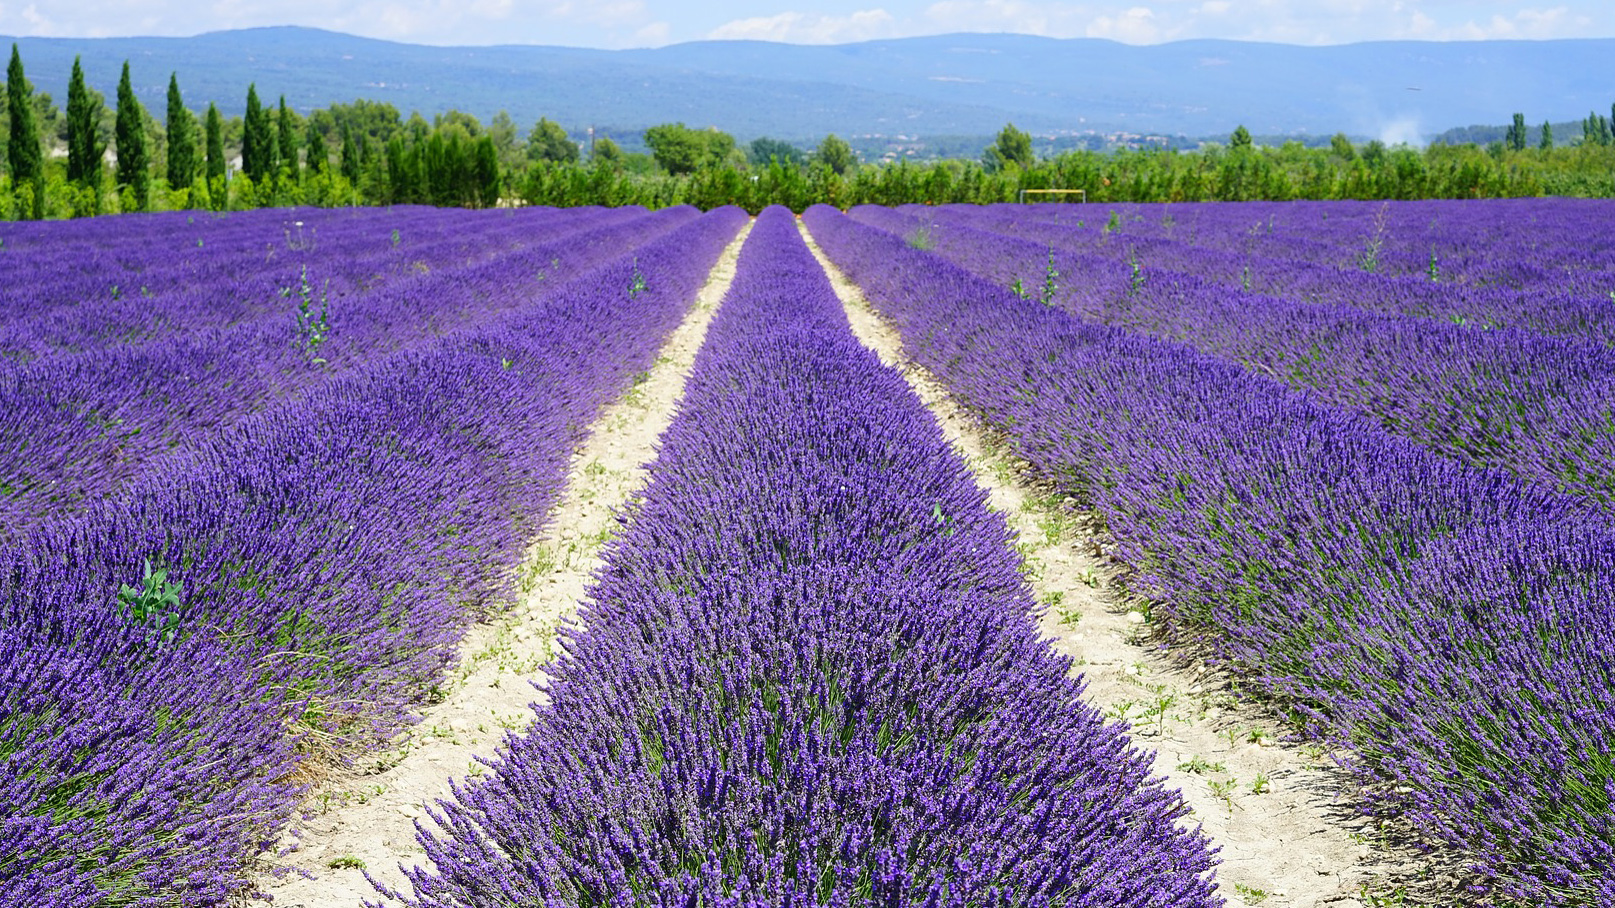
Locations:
6;44;226;216
5;44;501;217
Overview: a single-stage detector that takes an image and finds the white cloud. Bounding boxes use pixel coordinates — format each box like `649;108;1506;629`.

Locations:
632;20;671;45
469;0;512;19
20;2;58;34
1446;6;1588;40
707;9;896;43
921;0;1079;36
1086;5;1162;42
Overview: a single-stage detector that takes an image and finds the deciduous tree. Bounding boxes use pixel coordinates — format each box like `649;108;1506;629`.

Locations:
591;135;622;166
527;117;577;164
749;136;802;166
816;133;856;175
644;122;734;175
983;122;1033;172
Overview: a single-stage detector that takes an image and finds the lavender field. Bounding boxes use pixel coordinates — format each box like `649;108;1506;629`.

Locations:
2;199;1612;906
808;198;1615;905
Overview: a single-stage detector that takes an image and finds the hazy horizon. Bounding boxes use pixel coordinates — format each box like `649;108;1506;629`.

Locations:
2;1;1610;50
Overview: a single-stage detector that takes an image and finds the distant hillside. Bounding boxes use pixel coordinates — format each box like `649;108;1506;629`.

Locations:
3;27;1611;144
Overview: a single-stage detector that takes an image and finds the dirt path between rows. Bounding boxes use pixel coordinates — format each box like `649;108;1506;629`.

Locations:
258;221;752;907
802;222;1389;908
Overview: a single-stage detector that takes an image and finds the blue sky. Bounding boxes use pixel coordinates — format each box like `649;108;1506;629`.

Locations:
2;1;1610;48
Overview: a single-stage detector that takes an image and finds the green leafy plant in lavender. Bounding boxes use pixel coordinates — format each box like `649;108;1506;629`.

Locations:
903;224;935;250
1358;202;1389;273
628;257;648;298
1012;252;1059;304
390;228;401;248
1126;248;1145;295
1040;246;1060;305
1427;248;1440;282
118;559;183;646
282;265;331;362
1103;210;1121;235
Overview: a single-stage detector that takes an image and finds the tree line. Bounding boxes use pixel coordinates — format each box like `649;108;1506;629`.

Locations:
6;45;1615;219
2;46;505;217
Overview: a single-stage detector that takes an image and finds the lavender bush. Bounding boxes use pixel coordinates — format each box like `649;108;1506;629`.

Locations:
378;207;1220;908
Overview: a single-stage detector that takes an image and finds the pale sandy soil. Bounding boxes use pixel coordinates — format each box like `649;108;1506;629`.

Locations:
803;222;1393;908
256;221;751;907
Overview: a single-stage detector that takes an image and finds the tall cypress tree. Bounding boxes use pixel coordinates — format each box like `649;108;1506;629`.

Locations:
241;84;272;184
473;134;500;207
276;95;297;177
204;102;224;209
6;44;45;219
165;72;196;189
340;124;361;184
305;120;328;174
114;60;149;209
1506;112;1528;151
65;56;105;206
204;102;224;182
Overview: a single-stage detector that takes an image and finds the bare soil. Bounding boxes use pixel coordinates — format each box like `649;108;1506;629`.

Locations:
256;222;751;907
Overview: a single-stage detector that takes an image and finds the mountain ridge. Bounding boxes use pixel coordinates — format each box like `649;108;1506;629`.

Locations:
3;26;1609;144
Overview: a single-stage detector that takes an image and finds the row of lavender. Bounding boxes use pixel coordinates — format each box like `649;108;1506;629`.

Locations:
855;204;1615;511
0;205;655;368
0;206;695;537
378;207;1221;907
0;206;747;904
805;205;1615;905
1060;198;1615;295
920;201;1615;349
0;206;584;360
